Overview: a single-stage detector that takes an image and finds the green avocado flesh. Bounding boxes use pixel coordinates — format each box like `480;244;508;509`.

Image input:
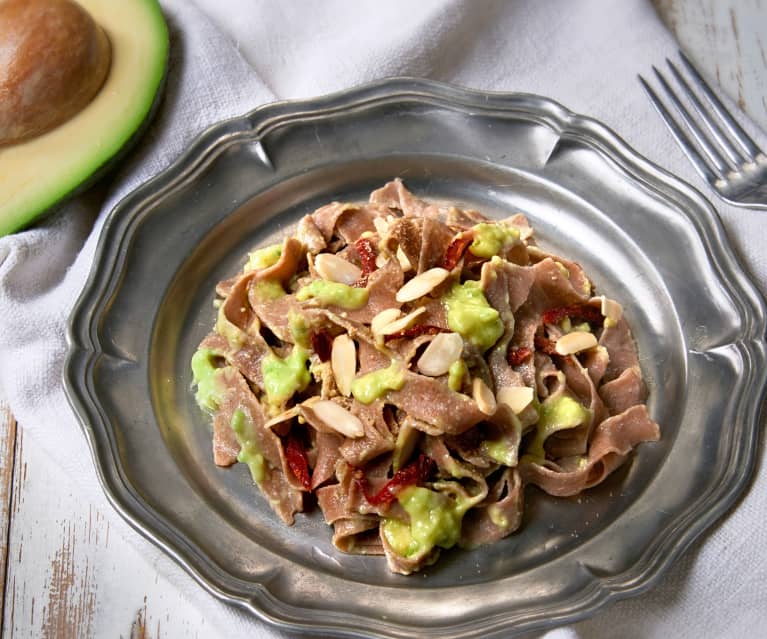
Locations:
444;280;504;352
0;0;169;237
382;486;469;558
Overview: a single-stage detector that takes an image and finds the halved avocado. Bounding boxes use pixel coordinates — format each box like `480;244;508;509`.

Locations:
0;0;169;237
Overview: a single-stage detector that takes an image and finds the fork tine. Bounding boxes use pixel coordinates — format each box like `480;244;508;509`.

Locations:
639;74;722;185
666;59;744;168
678;50;762;160
652;66;732;176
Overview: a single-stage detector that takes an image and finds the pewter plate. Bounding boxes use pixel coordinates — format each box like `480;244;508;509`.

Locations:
64;79;767;638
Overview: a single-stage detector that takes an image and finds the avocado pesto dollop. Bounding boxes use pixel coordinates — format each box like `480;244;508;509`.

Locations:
351;362;405;404
469;222;520;258
191;348;225;412
261;345;311;408
444;280;504;352
245;243;282;271
382;486;469;558
447;358;467;392
296;280;368;309
230;408;266;483
526;395;591;459
251;279;285;301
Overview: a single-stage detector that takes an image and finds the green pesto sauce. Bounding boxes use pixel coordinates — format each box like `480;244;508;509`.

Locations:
245;243;282;271
231;408;266;483
261;346;310;408
444;281;504;352
251;279;285;301
296;280;369;309
191;348;224;412
469;222;520;258
447;359;467;392
215;303;245;350
382;486;467;558
350;362;405;404
488;504;510;530
526;395;591;459
482;438;517;467
287;310;311;348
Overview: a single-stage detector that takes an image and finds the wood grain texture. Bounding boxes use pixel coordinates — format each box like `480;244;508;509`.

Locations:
654;0;767;132
0;405;17;638
1;428;210;639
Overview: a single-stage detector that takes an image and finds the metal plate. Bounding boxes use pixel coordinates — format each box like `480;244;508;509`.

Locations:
64;79;767;638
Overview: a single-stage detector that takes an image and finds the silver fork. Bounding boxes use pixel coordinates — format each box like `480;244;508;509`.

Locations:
639;51;767;210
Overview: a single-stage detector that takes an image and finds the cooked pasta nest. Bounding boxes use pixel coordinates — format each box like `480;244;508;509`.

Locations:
191;179;659;575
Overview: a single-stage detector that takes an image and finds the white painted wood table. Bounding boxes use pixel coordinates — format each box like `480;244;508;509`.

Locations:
1;1;765;637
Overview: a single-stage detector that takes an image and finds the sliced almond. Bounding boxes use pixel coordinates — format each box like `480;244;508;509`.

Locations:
417;332;463;376
331;334;356;397
378;306;426;336
264;405;302;430
310;400;365;438
373;217;390;237
473;378;497;415
600;295;623;327
314;253;362;285
497;385;534;414
371;308;402;335
396;246;413;272
555;330;598;355
515;223;534;241
395;267;450;303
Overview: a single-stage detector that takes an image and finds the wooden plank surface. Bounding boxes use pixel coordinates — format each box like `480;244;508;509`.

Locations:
0;408;17;638
0;405;209;639
653;0;767;132
2;2;765;639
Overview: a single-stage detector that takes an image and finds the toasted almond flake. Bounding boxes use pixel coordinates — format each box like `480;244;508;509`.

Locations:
396;246;413;272
497;385;534;414
555;330;598;355
473;378;497;415
379;306;426;336
331;334;356;396
417;332;463;376
264;405;302;430
314;253;363;285
371;308;402;335
515;224;534;241
310;400;365;438
600;295;623;324
373;217;390;236
395;267;450;303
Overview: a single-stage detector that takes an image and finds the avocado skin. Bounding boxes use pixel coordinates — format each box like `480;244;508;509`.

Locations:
0;0;170;238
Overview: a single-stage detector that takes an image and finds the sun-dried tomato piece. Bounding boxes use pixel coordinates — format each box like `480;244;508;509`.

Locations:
355;454;436;506
507;346;532;366
355;237;378;275
441;235;472;270
534;334;557;355
382;324;446;342
310;329;333;362
541;304;602;326
285;432;312;491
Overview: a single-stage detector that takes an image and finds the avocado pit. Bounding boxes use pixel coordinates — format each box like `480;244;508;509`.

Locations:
0;0;112;145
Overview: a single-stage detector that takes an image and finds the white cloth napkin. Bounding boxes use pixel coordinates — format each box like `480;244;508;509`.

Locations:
1;0;765;637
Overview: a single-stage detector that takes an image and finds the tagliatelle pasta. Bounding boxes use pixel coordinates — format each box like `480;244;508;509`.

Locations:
191;179;660;574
